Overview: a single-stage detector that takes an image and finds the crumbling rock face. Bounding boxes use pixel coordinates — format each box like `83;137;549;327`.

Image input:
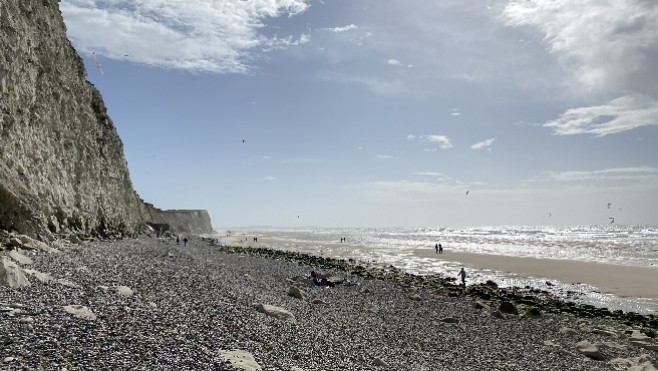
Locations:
0;0;148;237
144;203;213;235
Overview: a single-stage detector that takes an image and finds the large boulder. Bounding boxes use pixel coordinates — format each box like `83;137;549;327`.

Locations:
576;341;604;360
219;349;262;371
0;257;30;288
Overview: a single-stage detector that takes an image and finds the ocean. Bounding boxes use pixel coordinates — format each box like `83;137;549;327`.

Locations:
212;225;658;314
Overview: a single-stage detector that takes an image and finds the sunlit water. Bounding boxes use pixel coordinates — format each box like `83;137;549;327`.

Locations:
208;225;658;314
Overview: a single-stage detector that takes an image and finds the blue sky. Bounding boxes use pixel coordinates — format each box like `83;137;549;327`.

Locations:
59;0;658;228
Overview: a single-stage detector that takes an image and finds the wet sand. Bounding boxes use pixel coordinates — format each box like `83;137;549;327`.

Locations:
415;249;658;300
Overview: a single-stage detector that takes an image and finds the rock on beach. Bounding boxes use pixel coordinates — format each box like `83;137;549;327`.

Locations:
0;257;30;288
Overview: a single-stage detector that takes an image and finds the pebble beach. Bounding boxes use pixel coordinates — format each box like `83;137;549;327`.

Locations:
1;236;657;370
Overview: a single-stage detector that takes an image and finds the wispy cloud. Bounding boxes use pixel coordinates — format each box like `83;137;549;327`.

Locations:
376;155;395;160
543;95;658;136
406;134;416;140
412;171;455;183
60;0;310;73
318;72;409;95
504;0;658;135
471;138;495;150
323;24;358;33
264;176;276;180
421;135;453;149
450;108;461;116
387;58;401;66
413;172;441;176
530;166;658;183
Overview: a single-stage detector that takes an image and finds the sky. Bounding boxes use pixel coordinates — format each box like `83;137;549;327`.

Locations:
58;0;658;228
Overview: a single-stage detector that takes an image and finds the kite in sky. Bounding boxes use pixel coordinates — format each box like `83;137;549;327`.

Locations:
609;217;615;224
92;52;103;75
607;202;612;209
465;190;470;195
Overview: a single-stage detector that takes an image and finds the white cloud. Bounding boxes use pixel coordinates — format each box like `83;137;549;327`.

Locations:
504;0;658;136
504;0;658;96
318;72;409;95
406;134;416;140
376;155;395;159
450;108;461;116
60;0;310;73
471;138;495;150
387;58;401;66
421;135;453;149
264;176;276;180
413;172;441;176
412;171;455;182
324;24;358;33
531;166;658;183
544;95;658;136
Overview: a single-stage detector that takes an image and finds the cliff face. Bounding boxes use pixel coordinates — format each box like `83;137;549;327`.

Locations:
144;203;214;235
0;0;148;237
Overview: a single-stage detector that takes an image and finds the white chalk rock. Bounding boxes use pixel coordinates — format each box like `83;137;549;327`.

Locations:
253;303;295;322
8;250;33;265
115;285;134;297
22;268;54;283
576;340;604;360
63;305;97;320
0;258;31;288
609;354;658;371
219;349;262;371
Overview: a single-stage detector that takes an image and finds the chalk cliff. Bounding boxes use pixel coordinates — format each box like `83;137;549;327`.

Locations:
0;0;213;238
144;203;214;235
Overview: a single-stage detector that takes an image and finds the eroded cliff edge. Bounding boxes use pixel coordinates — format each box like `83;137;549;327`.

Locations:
0;1;213;238
144;204;213;235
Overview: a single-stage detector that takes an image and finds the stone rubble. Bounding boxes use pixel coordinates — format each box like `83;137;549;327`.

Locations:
0;236;656;370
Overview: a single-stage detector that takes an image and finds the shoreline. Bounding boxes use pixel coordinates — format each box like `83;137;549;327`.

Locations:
414;249;658;300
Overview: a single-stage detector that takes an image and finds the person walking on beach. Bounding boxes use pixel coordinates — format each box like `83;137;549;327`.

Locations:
435;243;439;254
439;244;443;254
459;267;467;286
183;237;188;247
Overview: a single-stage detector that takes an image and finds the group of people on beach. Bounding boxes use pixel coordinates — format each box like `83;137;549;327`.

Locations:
435;242;467;286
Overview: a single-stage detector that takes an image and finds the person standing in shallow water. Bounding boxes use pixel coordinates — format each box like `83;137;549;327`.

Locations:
439;244;443;254
459;267;467;286
183;237;188;247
